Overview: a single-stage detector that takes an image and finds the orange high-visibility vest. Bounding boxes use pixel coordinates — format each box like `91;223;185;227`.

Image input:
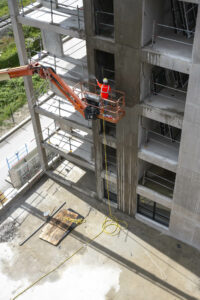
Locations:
97;81;111;99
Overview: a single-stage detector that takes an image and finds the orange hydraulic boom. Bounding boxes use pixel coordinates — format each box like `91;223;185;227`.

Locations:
0;62;125;123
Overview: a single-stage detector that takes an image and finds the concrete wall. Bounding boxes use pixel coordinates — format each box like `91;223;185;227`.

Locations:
9;148;54;188
170;7;200;249
83;0;143;215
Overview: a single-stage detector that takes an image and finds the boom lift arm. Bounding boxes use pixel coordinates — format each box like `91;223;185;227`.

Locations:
0;62;125;123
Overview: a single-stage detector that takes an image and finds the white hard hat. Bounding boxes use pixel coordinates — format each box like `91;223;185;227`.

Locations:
103;78;108;84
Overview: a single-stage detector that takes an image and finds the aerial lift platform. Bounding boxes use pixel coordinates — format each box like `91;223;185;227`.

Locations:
0;62;125;124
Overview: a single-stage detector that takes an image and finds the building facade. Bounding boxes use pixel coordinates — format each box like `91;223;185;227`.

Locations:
8;0;200;250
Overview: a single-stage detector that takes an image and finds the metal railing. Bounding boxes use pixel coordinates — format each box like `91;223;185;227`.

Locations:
6;144;29;170
151;80;187;105
18;0;84;32
43;126;93;158
141;170;175;193
18;0;36;15
143;128;181;145
73;81;125;123
152;21;194;47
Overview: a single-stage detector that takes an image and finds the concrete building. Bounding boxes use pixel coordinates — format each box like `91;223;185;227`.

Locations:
7;0;200;251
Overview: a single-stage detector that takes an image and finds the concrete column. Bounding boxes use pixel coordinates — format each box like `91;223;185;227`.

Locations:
92;121;104;200
117;107;139;215
170;8;200;249
8;0;48;171
83;0;143;211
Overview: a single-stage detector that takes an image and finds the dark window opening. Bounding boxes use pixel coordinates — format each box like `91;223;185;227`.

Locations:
104;180;117;203
102;145;116;173
139;163;176;198
95;50;115;86
141;116;182;144
137;195;171;227
152;67;189;94
100;120;116;137
94;0;114;38
170;1;198;38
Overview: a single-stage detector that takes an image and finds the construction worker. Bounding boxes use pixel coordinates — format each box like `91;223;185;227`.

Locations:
96;78;111;106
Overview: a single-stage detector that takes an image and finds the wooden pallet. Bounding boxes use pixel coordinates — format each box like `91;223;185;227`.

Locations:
39;208;80;246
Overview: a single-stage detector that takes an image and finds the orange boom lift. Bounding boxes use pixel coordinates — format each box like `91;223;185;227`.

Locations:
0;62;125;123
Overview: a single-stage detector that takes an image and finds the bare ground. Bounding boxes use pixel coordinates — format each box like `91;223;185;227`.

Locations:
0;103;30;137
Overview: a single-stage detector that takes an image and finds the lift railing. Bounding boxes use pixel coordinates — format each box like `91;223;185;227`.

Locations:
73;82;125;123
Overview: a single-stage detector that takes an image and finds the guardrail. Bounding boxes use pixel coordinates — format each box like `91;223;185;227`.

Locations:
6;144;28;170
152;21;194;47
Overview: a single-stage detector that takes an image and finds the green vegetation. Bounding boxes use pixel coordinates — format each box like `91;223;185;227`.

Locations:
0;26;47;125
0;27;41;68
0;0;36;18
0;76;48;125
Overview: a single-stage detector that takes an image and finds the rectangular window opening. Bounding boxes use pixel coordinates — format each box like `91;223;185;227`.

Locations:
138;162;176;198
102;145;116;173
137;195;171;227
94;0;114;38
104;179;117;203
100;120;116;137
95;50;115;86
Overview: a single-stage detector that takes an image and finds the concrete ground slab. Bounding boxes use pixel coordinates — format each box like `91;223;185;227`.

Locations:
0;169;200;300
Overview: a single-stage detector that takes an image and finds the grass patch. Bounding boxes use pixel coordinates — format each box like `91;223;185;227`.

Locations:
0;25;44;125
0;0;36;18
0;27;41;68
0;76;48;125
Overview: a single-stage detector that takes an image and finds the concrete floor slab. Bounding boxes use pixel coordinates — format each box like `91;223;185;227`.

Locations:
140;89;186;129
45;129;93;163
38;94;92;129
0;173;200;300
37;53;88;81
19;2;84;31
142;34;193;74
138;132;180;172
62;38;86;62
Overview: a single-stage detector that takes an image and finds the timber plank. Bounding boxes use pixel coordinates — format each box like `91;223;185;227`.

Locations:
39;208;79;245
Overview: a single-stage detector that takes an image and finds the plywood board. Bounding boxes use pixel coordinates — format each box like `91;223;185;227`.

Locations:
39;209;79;246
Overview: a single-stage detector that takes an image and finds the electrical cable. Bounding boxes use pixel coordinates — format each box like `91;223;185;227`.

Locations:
12;117;127;300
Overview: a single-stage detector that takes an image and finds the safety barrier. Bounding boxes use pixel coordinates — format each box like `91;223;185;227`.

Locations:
6;144;28;170
152;21;194;47
19;0;84;33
